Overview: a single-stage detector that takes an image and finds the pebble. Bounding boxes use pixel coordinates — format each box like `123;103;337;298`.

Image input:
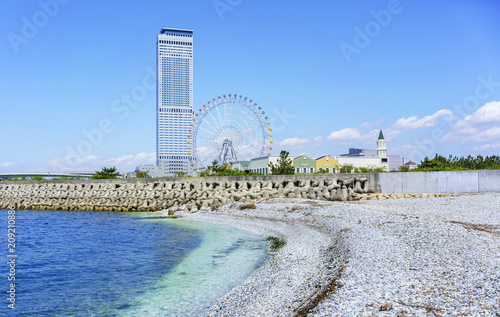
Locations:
167;193;500;316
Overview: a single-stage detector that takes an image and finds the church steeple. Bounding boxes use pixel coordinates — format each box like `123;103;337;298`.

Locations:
378;129;385;140
377;130;386;157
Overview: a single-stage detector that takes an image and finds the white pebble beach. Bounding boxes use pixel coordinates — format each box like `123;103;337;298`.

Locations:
169;193;500;316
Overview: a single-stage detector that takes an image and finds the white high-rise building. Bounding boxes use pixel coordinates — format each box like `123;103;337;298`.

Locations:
154;27;194;176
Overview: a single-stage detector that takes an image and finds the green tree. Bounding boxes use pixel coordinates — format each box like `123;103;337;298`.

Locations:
398;166;410;172
358;167;370;173
414;154;500;171
371;166;387;173
30;176;46;181
418;154;451;171
210;160;225;174
174;171;187;178
314;168;329;174
52;177;80;180
339;164;354;173
92;167;120;179
134;170;151;178
268;150;294;175
199;160;261;177
198;170;209;177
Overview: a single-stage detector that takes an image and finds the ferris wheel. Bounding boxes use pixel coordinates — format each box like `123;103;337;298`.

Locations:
190;94;273;168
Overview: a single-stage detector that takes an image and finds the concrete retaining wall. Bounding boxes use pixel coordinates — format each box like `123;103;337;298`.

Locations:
378;170;500;193
0;171;498;212
478;170;500;193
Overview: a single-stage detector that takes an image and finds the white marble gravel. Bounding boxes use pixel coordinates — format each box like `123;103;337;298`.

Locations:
166;193;500;316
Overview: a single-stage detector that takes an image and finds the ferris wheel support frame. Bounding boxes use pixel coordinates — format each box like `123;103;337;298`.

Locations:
191;94;273;168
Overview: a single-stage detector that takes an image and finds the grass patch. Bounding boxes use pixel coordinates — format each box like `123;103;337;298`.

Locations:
267;236;286;253
238;203;256;210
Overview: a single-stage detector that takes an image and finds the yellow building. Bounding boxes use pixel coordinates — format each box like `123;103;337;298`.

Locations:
315;156;339;173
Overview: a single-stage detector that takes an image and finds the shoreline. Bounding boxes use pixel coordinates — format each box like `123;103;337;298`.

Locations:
163;193;500;316
170;200;348;316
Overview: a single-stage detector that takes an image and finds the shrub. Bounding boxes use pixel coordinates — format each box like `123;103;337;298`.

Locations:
267;236;286;253
238;203;256;210
269;150;294;175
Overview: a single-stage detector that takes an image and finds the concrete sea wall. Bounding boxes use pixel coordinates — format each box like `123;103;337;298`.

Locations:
1;171;499;212
377;170;500;193
0;175;376;212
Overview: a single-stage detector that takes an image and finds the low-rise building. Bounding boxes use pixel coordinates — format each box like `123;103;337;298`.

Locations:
136;164;161;177
248;156;280;175
293;156;316;174
316;156;339;173
405;160;418;170
333;155;389;172
339;130;403;171
231;161;250;172
388;155;404;171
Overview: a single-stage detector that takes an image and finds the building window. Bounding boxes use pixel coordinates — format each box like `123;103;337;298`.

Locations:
381;158;388;163
310;168;314;173
296;167;300;173
303;167;307;173
326;168;330;173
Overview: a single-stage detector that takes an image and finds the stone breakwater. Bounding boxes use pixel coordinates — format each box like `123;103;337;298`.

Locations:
0;176;376;212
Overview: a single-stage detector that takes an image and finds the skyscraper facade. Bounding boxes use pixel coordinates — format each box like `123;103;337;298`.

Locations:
156;27;193;176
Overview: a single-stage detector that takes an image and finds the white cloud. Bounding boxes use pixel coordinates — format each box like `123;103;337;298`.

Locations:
327;128;360;142
471;143;500;151
103;152;156;170
313;136;323;142
359;118;384;130
0;162;16;173
472;143;500;151
46;152;156;173
383;128;403;141
441;101;500;143
462;127;500;143
390;143;428;157
47;155;101;172
280;137;309;148
454;101;500;131
326;118;401;147
296;128;307;135
440;131;460;143
392;109;453;130
327;128;379;145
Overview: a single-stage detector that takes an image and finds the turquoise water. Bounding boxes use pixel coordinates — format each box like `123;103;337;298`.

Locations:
0;210;268;316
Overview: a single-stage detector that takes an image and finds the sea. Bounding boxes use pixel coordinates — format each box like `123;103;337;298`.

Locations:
0;209;268;316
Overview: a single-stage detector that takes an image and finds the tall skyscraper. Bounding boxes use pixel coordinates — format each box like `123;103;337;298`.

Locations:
156;27;193;176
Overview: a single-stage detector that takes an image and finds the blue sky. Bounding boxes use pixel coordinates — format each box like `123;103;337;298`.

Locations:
1;0;500;173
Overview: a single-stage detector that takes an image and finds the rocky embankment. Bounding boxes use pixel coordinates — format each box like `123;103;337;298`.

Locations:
0;176;375;212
